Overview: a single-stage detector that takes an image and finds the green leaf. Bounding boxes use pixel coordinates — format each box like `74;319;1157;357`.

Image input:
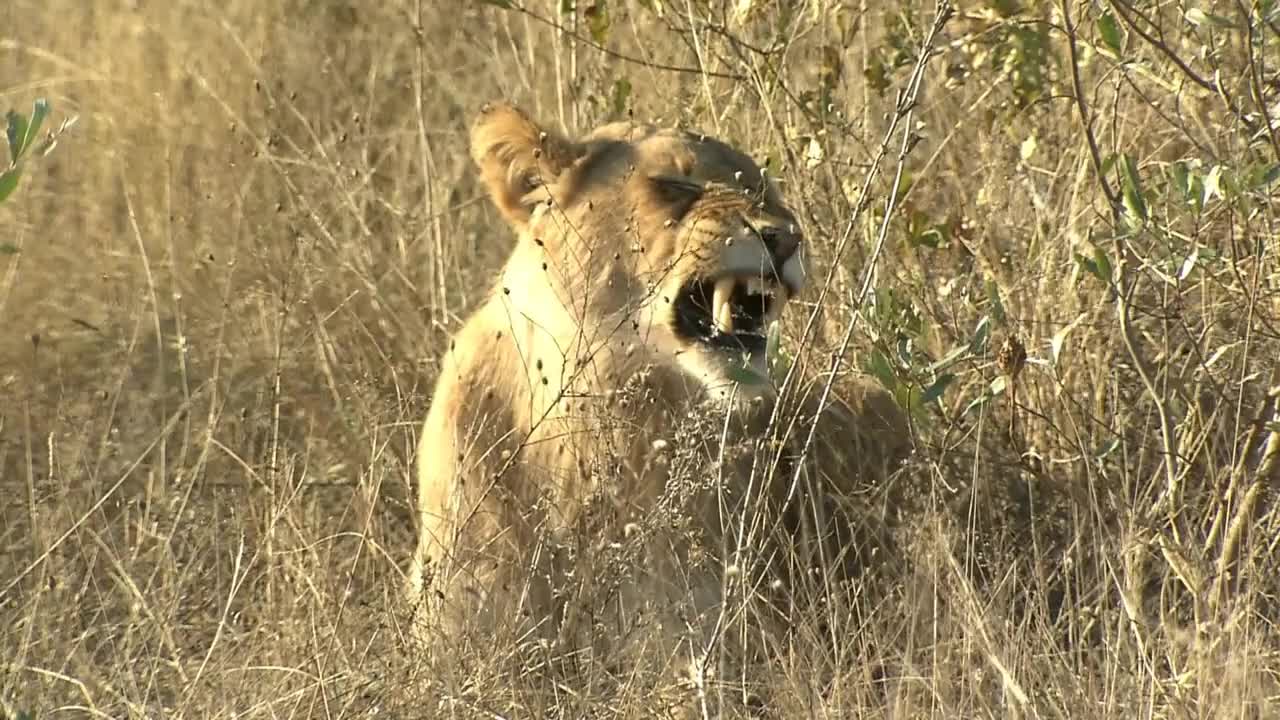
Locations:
23;98;51;157
1263;0;1280;23
585;2;609;44
0;166;22;203
969;315;992;355
930;343;970;374
961;394;989;417
985;279;1007;325
989;374;1008;396
1185;8;1238;28
1050;313;1084;366
961;375;1007;417
1097;10;1125;54
894;169;914;203
921;373;955;405
1075;243;1114;285
610;77;631;116
763;152;782;174
6;110;28;162
1094;437;1120;460
1169;161;1192;199
1074;252;1099;280
906;209;947;248
1093;244;1113;283
1253;163;1280;190
0;242;19;254
726;356;768;386
765;321;792;380
901;384;928;423
1178;248;1200;280
896;336;914;368
1100;152;1118;177
863;55;891;94
1202;164;1223;204
1117;154;1148;227
1186;171;1205;212
476;0;515;8
864;349;898;392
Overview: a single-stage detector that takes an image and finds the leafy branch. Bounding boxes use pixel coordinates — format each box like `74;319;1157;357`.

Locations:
2;98;76;205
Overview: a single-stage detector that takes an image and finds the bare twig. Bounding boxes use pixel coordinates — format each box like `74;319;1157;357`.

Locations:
1063;0;1120;218
1212;380;1280;610
501;2;748;81
1061;0;1182;521
773;0;954;528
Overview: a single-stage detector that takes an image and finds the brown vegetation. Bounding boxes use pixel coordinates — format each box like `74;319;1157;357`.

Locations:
2;0;1278;717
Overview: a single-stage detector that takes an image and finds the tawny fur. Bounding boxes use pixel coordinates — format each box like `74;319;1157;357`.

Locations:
408;103;911;680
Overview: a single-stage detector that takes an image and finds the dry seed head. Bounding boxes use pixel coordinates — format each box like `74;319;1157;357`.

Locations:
997;335;1027;380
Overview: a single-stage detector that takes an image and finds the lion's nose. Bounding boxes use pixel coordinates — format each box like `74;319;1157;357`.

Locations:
759;225;801;264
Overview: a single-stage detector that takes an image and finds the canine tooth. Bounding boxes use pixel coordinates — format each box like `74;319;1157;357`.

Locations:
716;302;735;333
713;277;736;333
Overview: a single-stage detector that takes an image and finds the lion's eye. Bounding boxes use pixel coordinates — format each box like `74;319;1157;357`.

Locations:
649;175;705;220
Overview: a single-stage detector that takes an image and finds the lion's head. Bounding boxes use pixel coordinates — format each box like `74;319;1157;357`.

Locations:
471;102;807;397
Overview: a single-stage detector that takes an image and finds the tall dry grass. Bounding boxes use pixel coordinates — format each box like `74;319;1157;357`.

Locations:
2;0;1278;717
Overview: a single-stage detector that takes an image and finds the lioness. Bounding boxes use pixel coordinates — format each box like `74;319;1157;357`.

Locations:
409;102;909;677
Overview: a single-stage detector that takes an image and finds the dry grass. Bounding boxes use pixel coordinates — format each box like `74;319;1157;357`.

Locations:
2;0;1279;717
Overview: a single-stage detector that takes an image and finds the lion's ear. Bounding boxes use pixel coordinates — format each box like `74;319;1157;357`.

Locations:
470;102;581;228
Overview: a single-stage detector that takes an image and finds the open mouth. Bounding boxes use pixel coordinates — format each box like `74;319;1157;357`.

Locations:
672;273;787;354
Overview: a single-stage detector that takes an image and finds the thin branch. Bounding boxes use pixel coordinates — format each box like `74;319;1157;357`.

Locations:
1107;0;1264;141
1212;379;1280;610
1062;0;1184;522
1235;0;1280;163
1063;0;1121;218
500;2;749;81
775;0;955;515
1107;0;1223;96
